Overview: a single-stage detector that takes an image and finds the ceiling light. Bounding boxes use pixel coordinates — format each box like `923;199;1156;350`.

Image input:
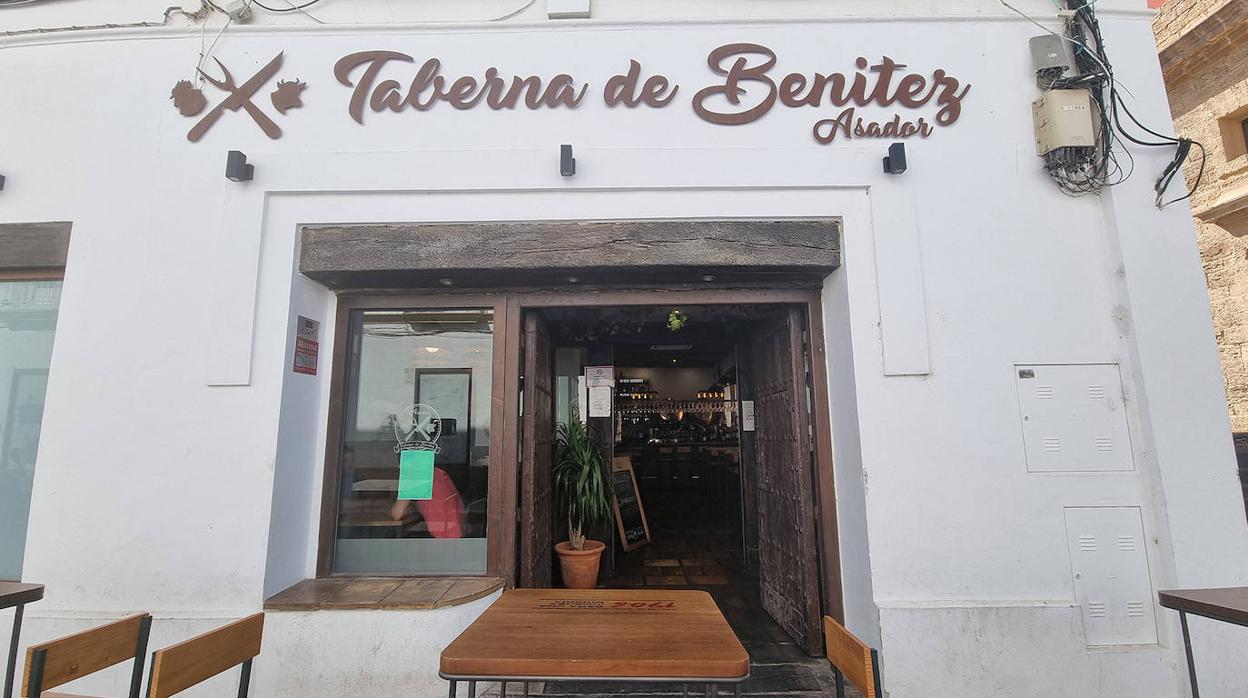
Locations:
702;274;716;282
438;278;454;286
425;346;440;353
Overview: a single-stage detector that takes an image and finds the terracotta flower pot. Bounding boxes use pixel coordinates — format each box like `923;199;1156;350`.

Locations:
555;540;605;589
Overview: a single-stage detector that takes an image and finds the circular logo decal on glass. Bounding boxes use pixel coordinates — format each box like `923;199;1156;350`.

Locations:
391;403;442;453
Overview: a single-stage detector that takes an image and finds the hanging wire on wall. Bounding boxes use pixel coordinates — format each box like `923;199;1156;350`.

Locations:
1001;0;1206;205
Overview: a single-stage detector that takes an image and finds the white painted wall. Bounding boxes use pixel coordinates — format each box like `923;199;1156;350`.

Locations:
2;4;1246;697
0;0;1153;34
263;269;335;597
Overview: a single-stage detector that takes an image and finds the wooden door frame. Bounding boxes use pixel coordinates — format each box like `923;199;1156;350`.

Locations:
317;287;845;623
316;293;512;578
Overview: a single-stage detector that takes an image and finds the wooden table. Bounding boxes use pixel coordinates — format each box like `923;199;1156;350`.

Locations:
1158;587;1248;698
1;582;43;698
337;511;423;537
440;589;749;696
351;478;399;492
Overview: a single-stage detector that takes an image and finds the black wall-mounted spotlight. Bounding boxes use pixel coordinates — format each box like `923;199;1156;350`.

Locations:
560;144;576;177
225;150;254;182
882;142;907;175
0;174;6;191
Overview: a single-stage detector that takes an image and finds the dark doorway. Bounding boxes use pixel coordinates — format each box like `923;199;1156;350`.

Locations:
519;303;838;696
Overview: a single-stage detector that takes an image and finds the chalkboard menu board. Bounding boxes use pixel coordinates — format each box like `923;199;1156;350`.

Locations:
611;458;650;551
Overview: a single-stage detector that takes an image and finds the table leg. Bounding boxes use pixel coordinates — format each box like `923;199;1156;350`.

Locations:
835;668;846;698
500;681;507;697
682;685;689;698
1179;611;1199;698
448;679;457;698
468;680;477;698
733;685;742;698
4;603;24;698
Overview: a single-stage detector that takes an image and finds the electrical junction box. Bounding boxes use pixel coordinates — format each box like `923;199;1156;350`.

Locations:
1030;34;1075;74
1063;507;1158;647
1033;89;1097;155
221;0;254;22
1015;363;1135;473
548;0;590;18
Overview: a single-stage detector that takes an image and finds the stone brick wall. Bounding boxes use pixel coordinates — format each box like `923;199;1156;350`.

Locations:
1195;217;1248;432
1155;0;1248;433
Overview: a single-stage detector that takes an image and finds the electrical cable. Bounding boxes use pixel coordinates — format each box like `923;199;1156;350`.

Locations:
277;0;325;23
1072;0;1202;206
249;0;322;12
210;0;534;22
196;13;236;78
488;0;539;21
1011;0;1204;205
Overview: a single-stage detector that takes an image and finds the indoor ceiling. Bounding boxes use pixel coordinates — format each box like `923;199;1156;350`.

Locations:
538;304;784;367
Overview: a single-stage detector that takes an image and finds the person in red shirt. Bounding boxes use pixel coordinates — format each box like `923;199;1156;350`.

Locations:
389;467;466;538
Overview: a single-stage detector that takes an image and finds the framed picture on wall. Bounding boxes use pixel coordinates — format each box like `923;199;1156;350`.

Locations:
413;368;472;467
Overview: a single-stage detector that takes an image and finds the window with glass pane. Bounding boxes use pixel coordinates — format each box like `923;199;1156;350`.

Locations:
0;280;61;580
333;308;493;574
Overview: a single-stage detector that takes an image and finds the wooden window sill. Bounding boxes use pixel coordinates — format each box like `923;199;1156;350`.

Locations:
264;577;503;611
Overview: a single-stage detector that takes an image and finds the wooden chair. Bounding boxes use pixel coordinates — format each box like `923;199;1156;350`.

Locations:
145;614;263;698
823;616;882;698
22;613;152;698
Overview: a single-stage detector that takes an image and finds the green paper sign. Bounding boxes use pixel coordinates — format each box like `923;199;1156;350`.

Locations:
398;449;435;501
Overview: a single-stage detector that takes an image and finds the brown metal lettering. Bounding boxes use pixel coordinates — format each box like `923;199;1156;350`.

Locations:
370;79;406;113
333;52;586;120
334;50;415;124
931;69;971;125
604;60;677;108
691;43;969;132
865;57;905;106
173;44;970;145
894;73;931;107
544;75;588;108
692;43;778;126
447;76;485;109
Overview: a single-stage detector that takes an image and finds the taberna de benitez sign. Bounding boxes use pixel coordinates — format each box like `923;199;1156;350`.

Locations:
169;42;971;145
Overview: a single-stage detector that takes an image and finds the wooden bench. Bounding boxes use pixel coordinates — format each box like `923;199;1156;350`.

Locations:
22;613;152;698
823;616;882;698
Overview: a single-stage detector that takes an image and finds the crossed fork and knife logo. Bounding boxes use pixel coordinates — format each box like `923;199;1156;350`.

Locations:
176;51;305;142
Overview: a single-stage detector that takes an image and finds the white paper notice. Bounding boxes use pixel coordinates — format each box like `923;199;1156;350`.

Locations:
741;400;756;432
576;377;587;424
585;365;615;387
588;385;613;417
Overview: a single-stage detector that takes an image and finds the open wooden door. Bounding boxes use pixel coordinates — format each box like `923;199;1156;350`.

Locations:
519;312;555;588
749;307;823;656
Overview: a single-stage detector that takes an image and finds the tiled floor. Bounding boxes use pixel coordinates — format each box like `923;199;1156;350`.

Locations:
541;493;851;697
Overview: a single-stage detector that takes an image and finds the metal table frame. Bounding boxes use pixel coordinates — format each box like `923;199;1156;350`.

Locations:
1169;607;1247;698
1158;588;1248;698
440;672;747;697
2;583;45;698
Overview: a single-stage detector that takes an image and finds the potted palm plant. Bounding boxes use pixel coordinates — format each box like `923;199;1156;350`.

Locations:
552;417;612;589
